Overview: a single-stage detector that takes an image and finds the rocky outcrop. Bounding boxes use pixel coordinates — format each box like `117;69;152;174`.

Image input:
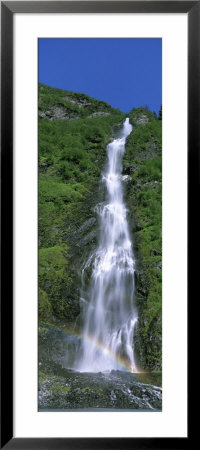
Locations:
133;113;149;125
39;106;79;121
38;83;114;121
88;112;110;118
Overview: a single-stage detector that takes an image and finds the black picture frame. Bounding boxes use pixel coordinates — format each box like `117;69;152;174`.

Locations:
0;1;198;449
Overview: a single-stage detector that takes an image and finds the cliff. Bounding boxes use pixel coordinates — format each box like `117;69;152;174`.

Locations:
38;84;162;371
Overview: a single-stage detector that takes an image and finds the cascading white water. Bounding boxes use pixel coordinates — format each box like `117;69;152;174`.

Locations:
78;118;137;373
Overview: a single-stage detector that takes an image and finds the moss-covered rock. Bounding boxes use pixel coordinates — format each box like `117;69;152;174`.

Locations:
123;107;162;371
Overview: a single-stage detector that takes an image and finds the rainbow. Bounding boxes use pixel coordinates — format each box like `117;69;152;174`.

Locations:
55;323;142;373
81;332;138;373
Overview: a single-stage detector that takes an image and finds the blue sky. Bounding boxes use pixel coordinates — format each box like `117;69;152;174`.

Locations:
39;38;162;114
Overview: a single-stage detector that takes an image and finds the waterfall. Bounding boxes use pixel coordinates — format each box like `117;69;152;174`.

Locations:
78;118;137;373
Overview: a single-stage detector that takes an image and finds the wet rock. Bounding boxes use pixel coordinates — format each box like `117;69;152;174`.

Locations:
38;366;162;411
79;229;97;247
76;217;96;235
121;175;132;182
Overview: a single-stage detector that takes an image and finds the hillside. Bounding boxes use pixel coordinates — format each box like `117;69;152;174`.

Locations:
38;84;125;325
38;84;162;372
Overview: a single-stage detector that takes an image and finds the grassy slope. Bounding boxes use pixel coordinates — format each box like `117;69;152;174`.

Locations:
124;108;162;370
38;85;162;371
38;84;125;325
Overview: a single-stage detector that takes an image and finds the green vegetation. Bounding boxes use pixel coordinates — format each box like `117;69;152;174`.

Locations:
124;107;162;370
38;83;124;324
39;83;113;119
39;245;72;320
38;85;162;371
52;385;71;396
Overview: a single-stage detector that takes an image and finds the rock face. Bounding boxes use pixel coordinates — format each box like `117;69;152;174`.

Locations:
39;106;79;121
38;83;113;121
39;107;111;121
88;112;110;118
133;113;149;125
